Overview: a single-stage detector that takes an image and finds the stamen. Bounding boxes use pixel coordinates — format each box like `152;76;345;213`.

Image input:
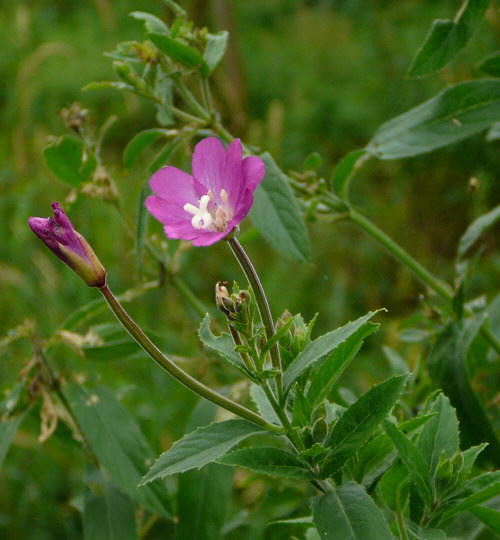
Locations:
184;190;233;232
220;189;229;204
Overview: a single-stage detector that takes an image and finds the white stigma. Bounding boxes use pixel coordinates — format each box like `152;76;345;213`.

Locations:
183;190;233;232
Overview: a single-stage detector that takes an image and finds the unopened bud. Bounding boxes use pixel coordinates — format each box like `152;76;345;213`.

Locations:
28;202;106;287
215;281;232;314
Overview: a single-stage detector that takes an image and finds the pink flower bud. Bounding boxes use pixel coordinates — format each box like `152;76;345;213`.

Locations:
28;202;106;287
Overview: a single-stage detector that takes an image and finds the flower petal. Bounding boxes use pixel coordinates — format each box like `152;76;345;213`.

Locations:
145;195;190;224
191;230;229;246
192;137;226;195
242;156;265;190
150;166;201;207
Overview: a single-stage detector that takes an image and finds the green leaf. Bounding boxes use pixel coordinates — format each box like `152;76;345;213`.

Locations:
177;463;233;540
408;0;489;77
250;384;280;425
303;151;323;170
477;50;500;77
148;33;209;74
44;135;88;187
320;374;408;478
428;318;500;465
129;11;169;34
198;315;250;378
377;461;410;512
284;310;383;394
417;393;459;475
0;385;26;469
219;447;312;480
83;474;137;540
330;149;367;199
123;129;168;168
141;419;265;483
307;321;380;407
64;384;172;517
383;420;434;502
203;31;229;73
250;152;311;262
83;81;135;92
469;506;500;535
442;471;500;520
458;204;500;258
312;482;393;540
367;79;500;159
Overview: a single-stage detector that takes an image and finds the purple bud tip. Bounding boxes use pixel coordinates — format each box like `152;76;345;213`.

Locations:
28;202;106;287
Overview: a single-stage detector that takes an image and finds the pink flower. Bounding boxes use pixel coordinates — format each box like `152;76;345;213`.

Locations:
145;137;265;246
28;202;106;287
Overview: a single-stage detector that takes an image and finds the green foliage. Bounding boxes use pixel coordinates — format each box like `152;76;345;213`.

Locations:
142;419;265;483
1;1;499;538
250;152;311;262
367;79;500;159
408;0;489;77
312;483;393;540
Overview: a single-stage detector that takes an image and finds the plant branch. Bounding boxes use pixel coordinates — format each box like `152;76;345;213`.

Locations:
227;237;284;402
99;283;281;433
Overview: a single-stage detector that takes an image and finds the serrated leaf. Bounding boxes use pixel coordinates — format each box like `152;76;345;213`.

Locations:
284;310;383;393
367;79;500;159
320;375;408;478
129;11;169;34
83;475;137;540
250;152;310;262
148;33;209;75
203;31;228;73
141;419;265;483
330;149;367;199
417;393;459;475
123;129;168;168
250;384;280;425
219;447;312;480
198;315;250;378
64;384;171;517
44;135;87;186
307;321;379;407
408;0;489;77
312;482;393;540
383;420;434;502
458;204;500;258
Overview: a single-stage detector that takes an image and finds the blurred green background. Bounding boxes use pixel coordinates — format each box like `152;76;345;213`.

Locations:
1;1;498;538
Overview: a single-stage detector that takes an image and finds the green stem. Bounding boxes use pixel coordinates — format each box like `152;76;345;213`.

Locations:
227;237;284;402
349;208;453;301
173;79;211;122
395;510;410;540
171;106;205;125
99;283;281;433
348;207;500;353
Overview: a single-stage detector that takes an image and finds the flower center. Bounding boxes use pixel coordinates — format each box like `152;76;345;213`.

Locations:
183;189;233;232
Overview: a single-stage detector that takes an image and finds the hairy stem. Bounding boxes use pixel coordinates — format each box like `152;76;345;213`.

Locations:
99;283;281;432
227;237;284;402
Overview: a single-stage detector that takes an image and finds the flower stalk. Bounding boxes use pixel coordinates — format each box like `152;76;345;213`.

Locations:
99;283;281;433
227;237;284;402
